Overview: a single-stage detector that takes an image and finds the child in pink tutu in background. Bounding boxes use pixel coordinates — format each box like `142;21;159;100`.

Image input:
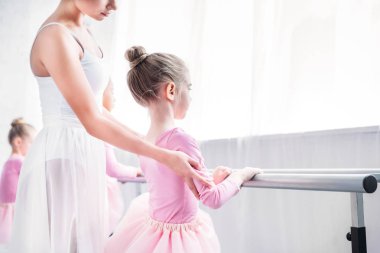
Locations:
106;46;262;253
0;118;35;244
103;82;143;234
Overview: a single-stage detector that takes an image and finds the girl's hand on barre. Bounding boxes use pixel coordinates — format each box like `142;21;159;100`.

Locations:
213;166;232;184
228;167;263;185
240;167;263;182
135;167;143;177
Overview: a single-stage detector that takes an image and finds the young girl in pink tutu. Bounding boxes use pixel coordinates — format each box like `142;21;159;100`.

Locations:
106;46;262;253
0;118;35;244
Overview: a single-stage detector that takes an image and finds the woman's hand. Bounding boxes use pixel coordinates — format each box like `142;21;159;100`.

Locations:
164;150;213;199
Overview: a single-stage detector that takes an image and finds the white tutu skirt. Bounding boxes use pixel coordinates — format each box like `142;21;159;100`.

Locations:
8;121;107;253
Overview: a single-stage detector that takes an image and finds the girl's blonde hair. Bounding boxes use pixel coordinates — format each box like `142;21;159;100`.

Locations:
8;118;35;145
125;46;188;106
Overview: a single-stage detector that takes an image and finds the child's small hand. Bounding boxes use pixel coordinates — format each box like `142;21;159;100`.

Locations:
228;167;263;186
239;167;263;183
136;167;143;177
213;166;232;184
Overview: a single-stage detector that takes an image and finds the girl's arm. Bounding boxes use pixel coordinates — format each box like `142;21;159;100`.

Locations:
33;26;211;198
195;170;242;209
2;159;23;203
196;168;260;208
105;144;141;179
168;129;249;209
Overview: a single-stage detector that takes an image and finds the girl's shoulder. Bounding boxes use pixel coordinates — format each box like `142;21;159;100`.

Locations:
2;155;23;172
8;154;23;162
165;128;202;157
161;128;198;148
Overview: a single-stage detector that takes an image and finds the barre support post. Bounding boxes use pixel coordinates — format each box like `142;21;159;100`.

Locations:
348;193;367;253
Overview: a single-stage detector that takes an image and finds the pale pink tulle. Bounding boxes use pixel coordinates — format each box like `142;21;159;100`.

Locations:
107;177;124;234
106;193;220;253
0;204;13;244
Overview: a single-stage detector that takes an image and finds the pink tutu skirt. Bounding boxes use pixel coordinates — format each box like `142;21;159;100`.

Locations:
107;176;124;234
0;203;14;244
105;193;220;253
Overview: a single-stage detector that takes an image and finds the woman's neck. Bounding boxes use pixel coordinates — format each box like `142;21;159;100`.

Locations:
147;102;176;143
49;0;85;27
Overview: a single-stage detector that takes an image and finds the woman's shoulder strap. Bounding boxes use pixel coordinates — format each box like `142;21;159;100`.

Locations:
36;22;84;53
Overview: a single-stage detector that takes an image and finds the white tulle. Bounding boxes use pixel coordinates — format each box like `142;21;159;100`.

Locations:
8;117;108;253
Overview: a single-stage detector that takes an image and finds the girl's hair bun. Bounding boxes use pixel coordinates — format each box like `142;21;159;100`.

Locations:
11;117;25;128
125;46;148;68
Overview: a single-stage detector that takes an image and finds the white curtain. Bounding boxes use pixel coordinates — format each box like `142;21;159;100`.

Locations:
107;0;380;140
1;0;380;161
106;2;380;252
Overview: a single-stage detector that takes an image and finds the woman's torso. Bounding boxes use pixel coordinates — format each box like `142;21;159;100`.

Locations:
32;23;108;127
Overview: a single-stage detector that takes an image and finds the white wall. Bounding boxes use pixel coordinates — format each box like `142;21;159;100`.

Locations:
0;0;55;164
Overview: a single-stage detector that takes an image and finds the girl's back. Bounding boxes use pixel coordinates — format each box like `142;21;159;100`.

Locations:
141;128;200;224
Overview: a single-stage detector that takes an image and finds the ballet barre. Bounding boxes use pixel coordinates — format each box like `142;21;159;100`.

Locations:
262;168;380;181
122;171;379;253
124;172;378;193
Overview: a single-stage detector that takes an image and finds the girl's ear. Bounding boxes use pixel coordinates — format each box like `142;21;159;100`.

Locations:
165;82;177;101
12;136;22;151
